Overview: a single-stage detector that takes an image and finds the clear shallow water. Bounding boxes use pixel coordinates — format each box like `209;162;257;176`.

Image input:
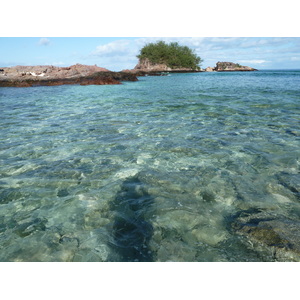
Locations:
0;70;299;261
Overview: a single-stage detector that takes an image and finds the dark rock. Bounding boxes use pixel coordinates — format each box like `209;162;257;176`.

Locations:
14;217;47;237
277;172;300;195
57;189;69;198
0;188;24;204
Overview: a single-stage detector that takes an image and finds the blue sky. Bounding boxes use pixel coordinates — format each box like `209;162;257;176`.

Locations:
1;37;299;71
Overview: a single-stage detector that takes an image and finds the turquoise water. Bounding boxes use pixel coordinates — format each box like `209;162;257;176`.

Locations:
0;70;299;261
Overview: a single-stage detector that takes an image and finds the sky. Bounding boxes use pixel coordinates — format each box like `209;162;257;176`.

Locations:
1;37;300;71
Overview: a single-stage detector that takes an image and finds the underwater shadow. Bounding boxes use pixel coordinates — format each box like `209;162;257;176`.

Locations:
108;176;154;262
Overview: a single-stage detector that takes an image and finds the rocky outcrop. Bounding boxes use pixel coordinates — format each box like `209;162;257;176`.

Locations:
214;61;257;72
204;62;257;72
123;58;201;75
205;67;215;72
0;64;110;78
134;58;171;72
0;64;138;87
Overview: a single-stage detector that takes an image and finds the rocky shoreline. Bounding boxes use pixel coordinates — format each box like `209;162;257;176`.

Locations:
0;61;258;87
0;64;138;87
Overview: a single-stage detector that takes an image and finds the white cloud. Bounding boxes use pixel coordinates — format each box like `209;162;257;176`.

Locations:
52;61;65;66
44;61;65;66
89;39;141;70
92;40;131;56
237;59;268;64
290;57;300;61
38;38;51;46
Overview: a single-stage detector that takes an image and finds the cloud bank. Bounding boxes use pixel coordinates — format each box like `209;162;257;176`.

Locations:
88;37;300;70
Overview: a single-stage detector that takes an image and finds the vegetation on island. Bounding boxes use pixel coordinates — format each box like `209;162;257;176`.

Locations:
217;62;242;70
137;41;203;70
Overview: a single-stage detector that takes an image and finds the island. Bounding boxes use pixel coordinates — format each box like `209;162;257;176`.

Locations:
122;41;257;75
122;41;203;75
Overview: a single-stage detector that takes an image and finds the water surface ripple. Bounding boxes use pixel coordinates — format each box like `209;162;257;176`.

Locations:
0;70;299;261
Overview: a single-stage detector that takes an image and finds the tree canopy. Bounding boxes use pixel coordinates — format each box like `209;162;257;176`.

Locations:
137;41;203;70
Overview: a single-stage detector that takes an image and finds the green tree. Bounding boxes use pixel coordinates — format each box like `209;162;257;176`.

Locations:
137;41;203;70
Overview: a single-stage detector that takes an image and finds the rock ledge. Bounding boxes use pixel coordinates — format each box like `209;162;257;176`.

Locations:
0;64;138;87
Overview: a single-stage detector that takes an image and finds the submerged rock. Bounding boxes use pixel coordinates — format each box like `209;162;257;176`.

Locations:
231;209;300;261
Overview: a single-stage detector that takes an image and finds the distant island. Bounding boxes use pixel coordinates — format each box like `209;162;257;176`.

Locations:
124;61;257;75
0;41;257;87
124;41;257;74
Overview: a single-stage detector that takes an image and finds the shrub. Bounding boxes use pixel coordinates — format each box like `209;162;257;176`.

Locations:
137;41;203;70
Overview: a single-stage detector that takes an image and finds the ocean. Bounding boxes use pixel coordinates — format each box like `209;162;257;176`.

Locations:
0;70;299;261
